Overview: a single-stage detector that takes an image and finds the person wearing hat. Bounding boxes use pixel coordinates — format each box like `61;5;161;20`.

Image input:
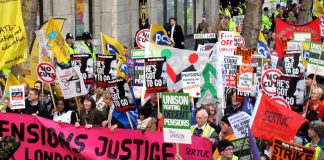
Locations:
261;7;272;31
305;120;324;160
224;2;232;18
191;108;218;143
65;33;78;55
213;114;237;160
214;139;238;160
78;31;97;64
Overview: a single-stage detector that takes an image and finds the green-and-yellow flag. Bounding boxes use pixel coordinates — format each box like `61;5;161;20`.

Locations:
0;0;28;70
46;17;69;63
313;0;324;17
101;32;126;56
4;73;19;98
149;24;174;47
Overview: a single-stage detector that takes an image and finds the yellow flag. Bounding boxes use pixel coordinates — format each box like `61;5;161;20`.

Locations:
116;56;128;79
46;17;69;63
0;0;28;70
313;0;324;17
18;75;35;89
101;32;126;56
29;19;65;81
149;24;174;47
4;73;19;98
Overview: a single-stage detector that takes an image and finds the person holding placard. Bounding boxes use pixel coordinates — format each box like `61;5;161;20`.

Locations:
191;108;218;143
24;88;48;118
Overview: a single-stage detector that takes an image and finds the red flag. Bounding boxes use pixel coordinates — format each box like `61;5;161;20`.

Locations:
275;18;321;58
250;94;307;142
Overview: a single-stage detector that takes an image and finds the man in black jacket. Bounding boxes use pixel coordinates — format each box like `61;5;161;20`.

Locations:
167;17;185;49
25;88;48;118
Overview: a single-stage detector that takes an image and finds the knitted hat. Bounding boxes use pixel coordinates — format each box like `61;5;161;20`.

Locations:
310;120;324;137
221;114;231;126
218;139;234;153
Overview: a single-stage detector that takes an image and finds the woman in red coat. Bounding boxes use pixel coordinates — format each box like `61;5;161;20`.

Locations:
304;87;324;121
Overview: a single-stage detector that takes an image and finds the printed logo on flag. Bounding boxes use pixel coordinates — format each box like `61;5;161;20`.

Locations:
106;43;119;55
152;31;173;46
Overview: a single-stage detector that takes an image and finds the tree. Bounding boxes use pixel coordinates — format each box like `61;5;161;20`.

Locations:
297;0;312;24
241;0;264;49
11;0;39;76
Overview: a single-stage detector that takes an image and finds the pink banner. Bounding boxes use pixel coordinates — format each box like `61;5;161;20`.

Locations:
0;113;212;160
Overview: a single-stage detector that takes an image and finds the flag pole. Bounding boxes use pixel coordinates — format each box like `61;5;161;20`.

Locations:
100;32;104;55
126;111;134;129
176;143;180;158
48;83;57;112
304;42;323;116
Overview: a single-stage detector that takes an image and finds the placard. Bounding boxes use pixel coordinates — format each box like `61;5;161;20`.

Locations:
136;29;150;49
193;33;216;39
236;47;252;64
107;79;135;112
251;55;263;78
307;42;324;76
218;31;235;55
162;92;191;144
282;53;303;76
294;32;311;41
96;54;116;88
181;72;201;98
231;138;249;160
144;57;167;93
223;55;242;87
37;62;56;83
70;54;94;84
261;69;283;95
9;85;25;109
228;112;251;139
237;65;254;93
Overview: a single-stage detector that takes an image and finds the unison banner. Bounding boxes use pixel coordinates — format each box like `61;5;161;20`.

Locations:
0;113;212;160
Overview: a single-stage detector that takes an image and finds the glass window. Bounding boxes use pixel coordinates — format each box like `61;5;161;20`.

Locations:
157;0;164;25
75;0;91;38
166;0;175;21
186;0;194;35
177;0;185;30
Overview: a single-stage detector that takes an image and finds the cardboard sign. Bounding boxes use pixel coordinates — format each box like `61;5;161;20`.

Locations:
37;62;56;83
107;79;135;112
56;67;87;99
237;65;254;93
294;32;311;41
231;138;249;160
282;53;303;76
261;69;283;95
162;92;191;144
70;54;94;84
251;55;263;78
136;29;150;49
96;54;116;88
223;55;242;87
236;47;252;64
234;35;245;50
9;85;25;109
233;15;244;33
307;42;324;76
271;138;315;160
144;57;167;93
181;72;201;98
194;33;216;39
276;76;304;112
218;31;235;55
228;112;251;138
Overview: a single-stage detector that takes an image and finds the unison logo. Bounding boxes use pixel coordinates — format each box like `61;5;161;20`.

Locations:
106;43;120;55
152;31;172;46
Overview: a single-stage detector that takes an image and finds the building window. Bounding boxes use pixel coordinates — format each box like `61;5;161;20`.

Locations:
75;0;92;40
160;0;196;36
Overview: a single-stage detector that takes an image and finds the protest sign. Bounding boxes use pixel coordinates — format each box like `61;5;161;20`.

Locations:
134;58;145;87
307;42;324;76
56;67;87;99
197;43;215;52
70;54;94;84
107;79;135;112
287;41;302;51
144;57;167;93
236;47;252;64
96;54;116;88
9;85;25;109
233;15;244;33
131;49;145;59
250;94;307;142
271;55;279;69
0;112;212;160
282;53;303;76
294;32;311;41
228;112;251;138
261;69;283;95
275;18;321;58
181;72;201;98
234;36;245;50
136;29;150;49
223;55;242;87
162;92;191;144
276;76;304;112
271;138;315;160
231;138;249;160
194;33;216;39
251;55;263;78
218;31;235;54
236;89;253;102
237;65;254;93
126;56;135;79
37;62;56;83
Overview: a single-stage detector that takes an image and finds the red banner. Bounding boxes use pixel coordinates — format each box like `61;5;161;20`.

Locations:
250;94;307;142
0;113;212;160
275;18;321;58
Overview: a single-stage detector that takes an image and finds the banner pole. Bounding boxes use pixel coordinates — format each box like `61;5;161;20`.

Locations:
304;42;323;116
100;32;104;55
176;143;180;158
126;111;134;129
48;83;57;111
41;82;44;104
157;92;160;114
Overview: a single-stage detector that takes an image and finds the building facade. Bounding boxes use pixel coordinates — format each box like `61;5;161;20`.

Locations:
37;0;219;51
